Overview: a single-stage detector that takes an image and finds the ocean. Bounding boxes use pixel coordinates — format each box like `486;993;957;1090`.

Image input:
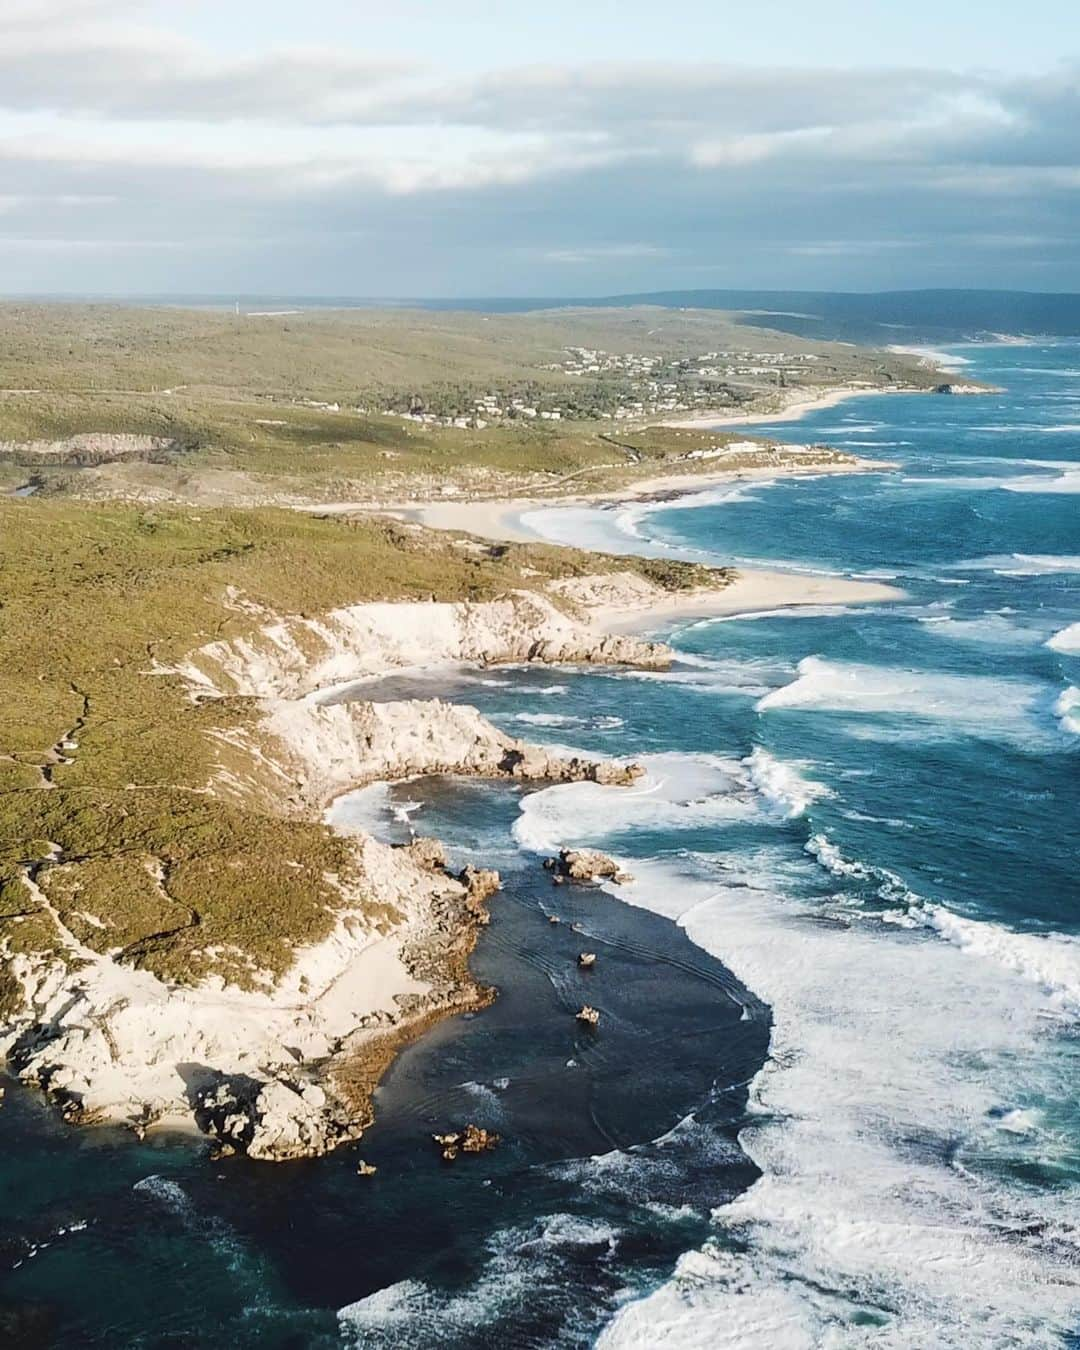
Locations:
2;342;1077;1347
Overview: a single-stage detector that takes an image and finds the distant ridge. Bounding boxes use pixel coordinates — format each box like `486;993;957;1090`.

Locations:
6;288;1080;343
416;288;1080;343
590;289;1080;343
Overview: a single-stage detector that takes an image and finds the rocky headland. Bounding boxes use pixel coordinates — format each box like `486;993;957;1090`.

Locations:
0;575;685;1160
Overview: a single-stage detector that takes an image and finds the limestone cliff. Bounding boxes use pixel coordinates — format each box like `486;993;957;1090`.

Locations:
2;578;674;1159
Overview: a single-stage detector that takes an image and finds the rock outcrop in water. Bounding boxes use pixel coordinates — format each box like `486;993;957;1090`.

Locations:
433;1123;500;1162
548;848;631;884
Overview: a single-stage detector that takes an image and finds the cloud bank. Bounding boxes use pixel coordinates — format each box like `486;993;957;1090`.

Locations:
0;2;1077;294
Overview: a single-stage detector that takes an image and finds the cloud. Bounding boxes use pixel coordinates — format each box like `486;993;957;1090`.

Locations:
0;6;1076;294
541;243;670;264
0;0;135;25
0;33;420;122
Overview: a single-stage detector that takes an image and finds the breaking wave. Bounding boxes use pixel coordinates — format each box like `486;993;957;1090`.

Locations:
755;655;1056;746
743;746;830;818
1002;468;1080;494
1055;686;1080;736
512;753;759;855
339;1213;625;1348
948;553;1080;577
1047;623;1080;655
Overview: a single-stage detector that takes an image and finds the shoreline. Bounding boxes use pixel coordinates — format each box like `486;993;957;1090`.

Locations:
307;377;924;540
656;381;920;430
588;568;904;633
386;456;895;546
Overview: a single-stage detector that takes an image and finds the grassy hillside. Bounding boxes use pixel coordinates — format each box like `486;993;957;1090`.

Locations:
0;303;916;399
0;302;944;504
0;499;718;1003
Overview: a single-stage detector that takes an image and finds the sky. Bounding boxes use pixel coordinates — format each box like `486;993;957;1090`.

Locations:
1;0;1078;297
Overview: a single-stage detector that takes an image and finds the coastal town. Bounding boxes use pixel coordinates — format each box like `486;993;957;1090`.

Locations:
376;343;882;429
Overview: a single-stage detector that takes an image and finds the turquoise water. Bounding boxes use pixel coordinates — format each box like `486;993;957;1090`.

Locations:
513;341;1080;1345
2;343;1078;1347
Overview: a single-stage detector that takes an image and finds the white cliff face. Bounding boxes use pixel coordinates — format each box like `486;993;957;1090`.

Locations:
214;696;644;815
171;586;670;700
4;578;672;1159
0;836;451;1154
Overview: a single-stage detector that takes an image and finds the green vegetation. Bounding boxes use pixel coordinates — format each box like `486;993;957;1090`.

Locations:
0;302;939;506
0;299;918;1010
0;302;928;401
0;499;720;996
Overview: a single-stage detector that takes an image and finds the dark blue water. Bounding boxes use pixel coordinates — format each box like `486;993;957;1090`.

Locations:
0;784;767;1348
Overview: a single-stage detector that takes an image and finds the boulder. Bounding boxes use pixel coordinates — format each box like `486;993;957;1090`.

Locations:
195;1074;356;1161
458;865;501;905
403;837;447;871
553;848;621;882
433;1123;499;1162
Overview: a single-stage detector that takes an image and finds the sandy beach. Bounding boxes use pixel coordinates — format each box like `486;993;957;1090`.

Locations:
588;568;904;632
406;480;905;630
657;382;920;430
383;435;906;623
391;455;894;545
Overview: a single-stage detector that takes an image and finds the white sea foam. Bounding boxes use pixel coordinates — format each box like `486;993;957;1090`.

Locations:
612;480;771;542
502;711;625;731
327;782;394;836
460;1080;506;1114
1055;686;1080;735
505;711;583;728
512;767;1080;1347
682;604;861;627
520;504;691;559
948;553;1080;579
919;612;1050;647
901;467;1080;494
1048;623;1080;655
339;1213;621;1345
512;753;759;854
133;1175;193;1214
805;830;873;879
744;747;830;818
969;423;1080;434
327;785;425;837
903;904;1080;1016
611;652;786;700
755;655;1052;745
1003;469;1080;494
391;799;424;826
806;835;1080;1012
479;677;572;695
